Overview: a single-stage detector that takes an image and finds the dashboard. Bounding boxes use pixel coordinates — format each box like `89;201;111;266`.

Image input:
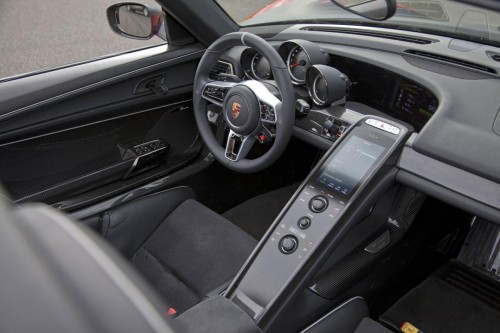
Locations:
216;38;438;147
211;23;500;223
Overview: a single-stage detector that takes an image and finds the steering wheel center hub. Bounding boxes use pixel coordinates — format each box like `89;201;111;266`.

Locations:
223;85;260;136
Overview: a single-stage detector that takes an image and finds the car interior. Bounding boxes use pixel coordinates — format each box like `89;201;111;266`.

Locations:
0;0;499;332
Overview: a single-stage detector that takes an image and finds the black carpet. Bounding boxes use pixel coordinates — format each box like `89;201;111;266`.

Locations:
223;183;299;240
381;262;500;333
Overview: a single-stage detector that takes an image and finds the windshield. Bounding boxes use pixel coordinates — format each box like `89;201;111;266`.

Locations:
215;0;500;47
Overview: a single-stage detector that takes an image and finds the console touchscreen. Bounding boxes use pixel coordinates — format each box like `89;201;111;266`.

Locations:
316;135;386;197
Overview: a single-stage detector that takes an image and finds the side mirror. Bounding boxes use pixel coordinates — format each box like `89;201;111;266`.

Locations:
330;0;397;21
107;2;166;40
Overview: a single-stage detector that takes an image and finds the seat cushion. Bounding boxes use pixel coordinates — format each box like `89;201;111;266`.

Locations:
102;186;197;258
132;199;257;313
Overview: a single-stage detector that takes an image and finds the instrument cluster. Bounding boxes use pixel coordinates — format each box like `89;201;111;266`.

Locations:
241;48;273;81
241;39;350;107
239;39;438;133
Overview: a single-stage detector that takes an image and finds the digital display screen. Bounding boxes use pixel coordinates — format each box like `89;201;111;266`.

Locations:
316;135;386;197
393;82;438;130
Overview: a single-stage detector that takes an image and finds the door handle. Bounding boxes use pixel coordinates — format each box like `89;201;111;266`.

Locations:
135;74;169;96
146;80;168;95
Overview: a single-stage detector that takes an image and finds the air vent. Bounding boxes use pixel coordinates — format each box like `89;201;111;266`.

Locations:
301;27;436;45
406;50;497;74
208;60;234;80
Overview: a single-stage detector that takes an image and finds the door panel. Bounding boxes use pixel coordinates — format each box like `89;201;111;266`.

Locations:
0;45;203;122
0;44;205;210
0;56;202;141
0;102;199;205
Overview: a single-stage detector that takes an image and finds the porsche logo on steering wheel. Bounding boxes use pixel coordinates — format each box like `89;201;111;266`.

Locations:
231;102;241;119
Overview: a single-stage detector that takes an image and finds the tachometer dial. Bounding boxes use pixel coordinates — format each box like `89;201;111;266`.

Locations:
279;40;329;85
287;45;310;84
251;53;271;80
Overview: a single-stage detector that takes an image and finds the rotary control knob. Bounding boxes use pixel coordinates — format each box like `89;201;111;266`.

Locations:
323;119;340;136
309;195;329;213
298;217;311;229
279;235;298;254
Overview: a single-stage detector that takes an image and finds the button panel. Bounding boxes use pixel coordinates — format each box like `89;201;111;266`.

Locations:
203;86;227;104
268;184;345;264
260;102;276;123
132;139;167;156
365;119;400;134
123;139;169;179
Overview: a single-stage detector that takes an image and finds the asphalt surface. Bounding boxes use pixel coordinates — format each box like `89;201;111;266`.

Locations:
218;0;273;22
0;0;272;79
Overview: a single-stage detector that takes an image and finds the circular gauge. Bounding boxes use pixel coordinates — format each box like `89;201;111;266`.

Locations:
251;53;271;80
312;74;328;105
306;65;350;106
287;45;310;84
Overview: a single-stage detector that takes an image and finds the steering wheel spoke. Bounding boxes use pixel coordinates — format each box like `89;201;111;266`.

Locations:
225;130;255;161
238;81;280;125
202;81;237;106
193;32;294;172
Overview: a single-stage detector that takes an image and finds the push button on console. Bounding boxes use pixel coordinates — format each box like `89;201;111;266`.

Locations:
298;217;311;229
279;235;298;254
309;195;328;213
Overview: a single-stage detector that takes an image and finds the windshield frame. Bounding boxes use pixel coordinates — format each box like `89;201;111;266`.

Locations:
215;0;500;48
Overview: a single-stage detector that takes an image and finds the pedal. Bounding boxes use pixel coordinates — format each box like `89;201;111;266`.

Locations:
458;217;500;281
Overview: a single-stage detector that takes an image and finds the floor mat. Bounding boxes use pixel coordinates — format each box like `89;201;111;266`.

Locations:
223;183;299;240
380;262;500;333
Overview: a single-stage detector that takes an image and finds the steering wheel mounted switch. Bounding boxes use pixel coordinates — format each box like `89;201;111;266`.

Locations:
260;102;276;122
203;86;227;104
257;127;273;144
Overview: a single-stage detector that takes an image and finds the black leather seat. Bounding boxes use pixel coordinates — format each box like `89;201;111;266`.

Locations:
0;187;395;333
0;189;261;333
100;186;257;313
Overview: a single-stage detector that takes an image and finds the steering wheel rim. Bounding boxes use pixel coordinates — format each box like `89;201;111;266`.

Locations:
193;32;295;173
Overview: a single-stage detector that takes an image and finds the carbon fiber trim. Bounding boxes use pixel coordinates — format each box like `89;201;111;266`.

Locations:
2;111;162;200
69;149;214;220
309;187;426;300
50;137;203;212
1;102;199;206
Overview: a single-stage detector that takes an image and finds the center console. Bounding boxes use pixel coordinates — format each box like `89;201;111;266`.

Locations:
225;116;410;330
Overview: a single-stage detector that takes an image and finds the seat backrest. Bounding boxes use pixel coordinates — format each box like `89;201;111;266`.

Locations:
0;195;176;333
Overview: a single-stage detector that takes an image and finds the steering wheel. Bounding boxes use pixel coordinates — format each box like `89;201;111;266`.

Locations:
193;32;295;173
